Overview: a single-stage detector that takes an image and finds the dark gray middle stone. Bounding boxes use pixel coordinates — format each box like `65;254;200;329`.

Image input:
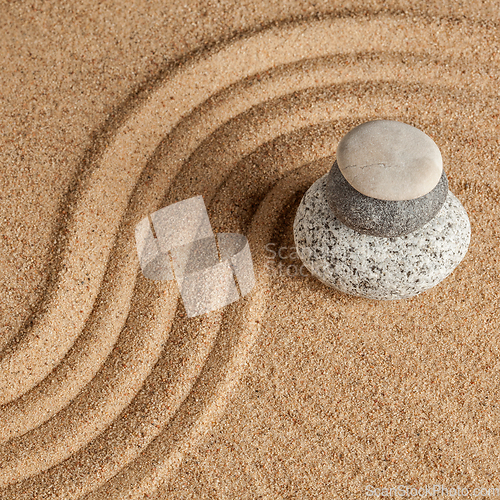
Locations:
326;160;449;237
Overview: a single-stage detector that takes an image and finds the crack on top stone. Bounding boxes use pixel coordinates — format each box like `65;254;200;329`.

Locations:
343;162;397;183
342;162;393;170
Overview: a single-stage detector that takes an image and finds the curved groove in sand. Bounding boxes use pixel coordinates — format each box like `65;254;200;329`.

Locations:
0;15;494;405
0;41;489;438
0;13;497;499
0;95;486;494
88;167;319;500
0;77;407;484
0;77;485;461
0;159;309;500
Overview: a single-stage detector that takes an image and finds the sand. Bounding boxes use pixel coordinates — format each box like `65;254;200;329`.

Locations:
0;1;499;498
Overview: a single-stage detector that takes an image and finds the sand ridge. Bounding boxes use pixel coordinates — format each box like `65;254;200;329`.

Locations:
0;3;499;499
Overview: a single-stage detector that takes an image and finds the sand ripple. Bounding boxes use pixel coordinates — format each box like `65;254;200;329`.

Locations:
0;14;498;499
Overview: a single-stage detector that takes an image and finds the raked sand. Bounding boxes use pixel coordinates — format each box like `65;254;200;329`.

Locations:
0;1;499;498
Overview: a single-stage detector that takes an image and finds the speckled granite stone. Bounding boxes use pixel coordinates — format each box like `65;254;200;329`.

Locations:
293;174;471;300
326;160;449;237
337;120;443;201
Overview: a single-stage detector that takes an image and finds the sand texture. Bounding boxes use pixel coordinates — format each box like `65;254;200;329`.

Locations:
0;1;499;498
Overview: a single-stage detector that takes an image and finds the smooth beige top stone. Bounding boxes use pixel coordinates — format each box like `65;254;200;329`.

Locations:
336;120;443;201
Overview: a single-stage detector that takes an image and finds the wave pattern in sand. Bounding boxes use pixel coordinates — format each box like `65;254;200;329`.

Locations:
0;14;499;499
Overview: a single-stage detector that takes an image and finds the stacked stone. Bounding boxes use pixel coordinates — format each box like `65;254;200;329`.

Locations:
293;120;471;300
